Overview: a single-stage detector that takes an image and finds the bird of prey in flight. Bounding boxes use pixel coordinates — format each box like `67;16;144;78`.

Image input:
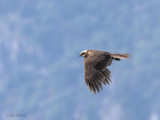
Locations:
79;50;130;94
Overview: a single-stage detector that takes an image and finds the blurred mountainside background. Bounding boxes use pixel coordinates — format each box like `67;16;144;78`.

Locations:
0;0;160;120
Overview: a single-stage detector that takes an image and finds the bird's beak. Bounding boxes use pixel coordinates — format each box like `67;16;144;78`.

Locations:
79;54;81;57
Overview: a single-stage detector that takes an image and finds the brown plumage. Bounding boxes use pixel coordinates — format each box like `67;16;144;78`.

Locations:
80;50;130;94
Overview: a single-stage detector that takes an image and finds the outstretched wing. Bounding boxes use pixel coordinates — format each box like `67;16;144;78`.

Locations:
84;53;112;94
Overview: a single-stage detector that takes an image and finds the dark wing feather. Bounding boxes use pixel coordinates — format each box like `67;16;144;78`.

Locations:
84;52;112;93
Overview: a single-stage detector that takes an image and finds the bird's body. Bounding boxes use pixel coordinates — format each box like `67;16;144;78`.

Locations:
80;50;130;94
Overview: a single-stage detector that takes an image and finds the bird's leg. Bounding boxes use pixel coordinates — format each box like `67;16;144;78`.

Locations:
112;57;120;61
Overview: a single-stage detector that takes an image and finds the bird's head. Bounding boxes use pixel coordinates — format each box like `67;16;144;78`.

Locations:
79;50;88;58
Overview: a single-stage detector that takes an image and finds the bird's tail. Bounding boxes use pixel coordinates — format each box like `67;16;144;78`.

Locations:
111;53;130;60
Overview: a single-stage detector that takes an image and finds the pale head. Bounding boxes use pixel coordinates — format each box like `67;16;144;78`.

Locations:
79;50;88;58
